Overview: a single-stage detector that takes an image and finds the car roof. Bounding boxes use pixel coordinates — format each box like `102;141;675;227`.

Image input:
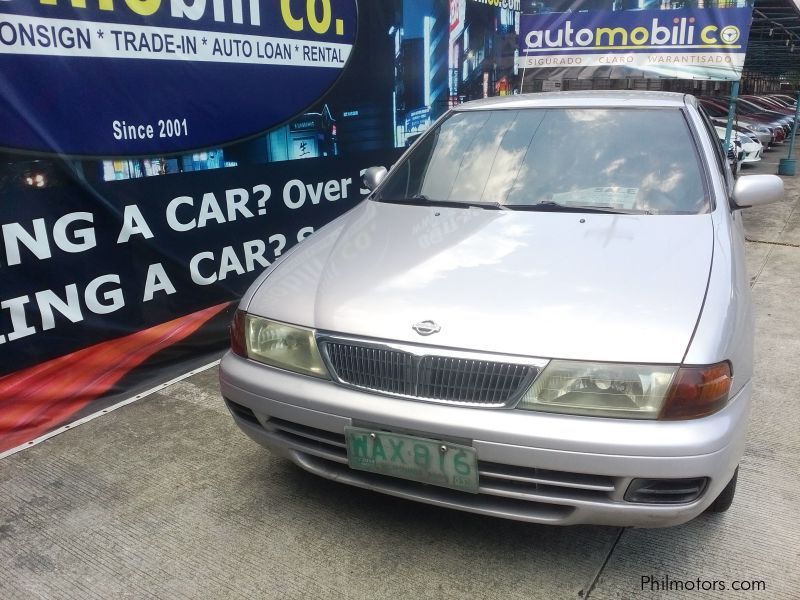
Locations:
455;91;693;111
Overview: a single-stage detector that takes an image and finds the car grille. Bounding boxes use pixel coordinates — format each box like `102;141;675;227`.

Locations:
321;341;536;406
325;343;414;396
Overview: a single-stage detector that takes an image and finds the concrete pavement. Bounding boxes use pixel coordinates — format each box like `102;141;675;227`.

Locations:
1;148;799;599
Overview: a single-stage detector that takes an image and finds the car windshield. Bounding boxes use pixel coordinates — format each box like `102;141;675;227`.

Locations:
377;107;709;214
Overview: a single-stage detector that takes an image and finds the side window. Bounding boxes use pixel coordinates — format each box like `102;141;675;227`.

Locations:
697;106;734;193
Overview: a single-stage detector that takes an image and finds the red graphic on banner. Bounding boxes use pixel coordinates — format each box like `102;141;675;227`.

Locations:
0;302;230;453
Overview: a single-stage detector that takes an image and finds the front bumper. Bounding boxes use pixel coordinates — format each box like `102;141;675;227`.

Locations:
219;352;750;527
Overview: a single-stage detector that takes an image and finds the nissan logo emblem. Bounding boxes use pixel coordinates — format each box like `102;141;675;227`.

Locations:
412;320;441;336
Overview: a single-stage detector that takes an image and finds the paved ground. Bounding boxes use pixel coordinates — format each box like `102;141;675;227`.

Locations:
2;149;799;599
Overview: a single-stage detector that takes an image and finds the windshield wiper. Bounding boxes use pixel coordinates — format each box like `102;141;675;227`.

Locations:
378;195;507;210
507;201;636;215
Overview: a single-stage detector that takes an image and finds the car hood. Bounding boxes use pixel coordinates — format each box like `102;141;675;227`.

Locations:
247;201;713;364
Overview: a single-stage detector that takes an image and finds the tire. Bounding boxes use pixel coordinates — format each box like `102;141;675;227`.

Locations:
705;467;738;513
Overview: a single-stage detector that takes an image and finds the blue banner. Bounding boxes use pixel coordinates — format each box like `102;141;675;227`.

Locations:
0;0;358;156
0;0;529;452
519;6;754;80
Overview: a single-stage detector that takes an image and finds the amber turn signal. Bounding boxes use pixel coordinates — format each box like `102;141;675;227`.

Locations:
230;309;247;357
659;362;732;420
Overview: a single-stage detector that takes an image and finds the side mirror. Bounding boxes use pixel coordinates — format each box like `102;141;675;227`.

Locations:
362;166;387;192
732;174;784;209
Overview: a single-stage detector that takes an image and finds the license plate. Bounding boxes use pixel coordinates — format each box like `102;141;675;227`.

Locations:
344;427;479;493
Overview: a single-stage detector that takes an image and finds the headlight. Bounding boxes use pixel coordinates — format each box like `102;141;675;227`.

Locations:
518;360;731;420
518;361;675;418
232;311;329;378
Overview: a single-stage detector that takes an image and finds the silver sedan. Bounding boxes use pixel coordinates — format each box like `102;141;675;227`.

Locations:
219;91;783;527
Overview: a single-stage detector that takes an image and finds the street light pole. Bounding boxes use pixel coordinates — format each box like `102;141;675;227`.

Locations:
723;80;739;153
777;92;800;176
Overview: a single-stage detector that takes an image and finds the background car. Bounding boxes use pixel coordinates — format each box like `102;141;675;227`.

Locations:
701;97;788;142
766;93;797;108
738;133;763;165
742;95;796;121
715;126;744;172
714;125;763;164
711;118;773;147
734;97;793;133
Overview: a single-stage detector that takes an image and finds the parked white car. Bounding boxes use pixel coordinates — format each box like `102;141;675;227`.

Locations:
715;126;746;172
738;133;763;165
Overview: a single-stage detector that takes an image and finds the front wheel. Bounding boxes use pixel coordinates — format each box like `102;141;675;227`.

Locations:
705;467;738;513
